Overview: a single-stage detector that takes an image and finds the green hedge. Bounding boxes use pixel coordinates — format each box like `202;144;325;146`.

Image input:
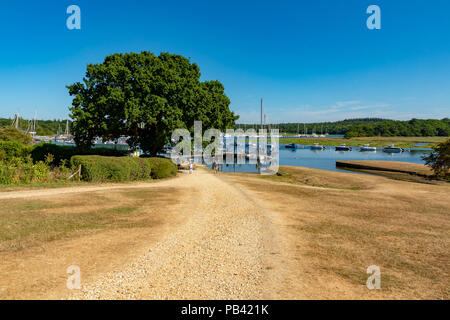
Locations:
31;144;128;166
70;156;177;182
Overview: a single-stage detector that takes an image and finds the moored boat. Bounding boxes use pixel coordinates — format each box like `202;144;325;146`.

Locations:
285;143;297;149
335;144;352;151
310;143;325;150
360;144;377;152
383;144;404;153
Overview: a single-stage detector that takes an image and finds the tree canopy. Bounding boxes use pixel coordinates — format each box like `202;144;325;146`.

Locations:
67;52;238;155
423;138;450;180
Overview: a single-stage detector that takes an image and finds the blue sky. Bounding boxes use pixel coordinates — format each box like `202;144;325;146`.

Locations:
0;0;449;123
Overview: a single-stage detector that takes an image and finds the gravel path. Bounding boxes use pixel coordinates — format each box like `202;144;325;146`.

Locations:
69;169;278;299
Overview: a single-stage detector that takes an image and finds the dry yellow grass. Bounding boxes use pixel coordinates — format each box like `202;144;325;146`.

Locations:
0;166;448;300
0;186;189;299
221;166;450;299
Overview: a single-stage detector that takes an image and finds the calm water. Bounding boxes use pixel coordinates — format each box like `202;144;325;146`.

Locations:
53;141;431;174
212;144;431;173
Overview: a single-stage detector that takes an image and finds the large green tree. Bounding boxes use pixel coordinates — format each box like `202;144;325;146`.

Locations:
67;52;238;155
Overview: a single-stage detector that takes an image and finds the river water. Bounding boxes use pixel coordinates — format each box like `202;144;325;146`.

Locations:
214;144;431;173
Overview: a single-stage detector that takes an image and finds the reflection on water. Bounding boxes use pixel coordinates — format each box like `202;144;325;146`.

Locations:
207;144;431;173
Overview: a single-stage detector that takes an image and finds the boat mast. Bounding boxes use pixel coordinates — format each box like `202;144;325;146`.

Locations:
64;120;70;136
12;113;19;129
260;98;263;132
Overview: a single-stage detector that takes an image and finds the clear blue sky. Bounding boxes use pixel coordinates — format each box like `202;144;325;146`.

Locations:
0;0;449;123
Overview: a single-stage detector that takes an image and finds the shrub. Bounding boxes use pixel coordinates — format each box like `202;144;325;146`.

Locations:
31;143;128;166
0;141;31;161
70;156;176;182
0;156;53;185
145;157;177;179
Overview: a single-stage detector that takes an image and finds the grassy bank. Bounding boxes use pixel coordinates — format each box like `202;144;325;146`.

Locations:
276;136;447;148
336;160;437;183
0;187;177;252
222;166;450;299
0;183;187;299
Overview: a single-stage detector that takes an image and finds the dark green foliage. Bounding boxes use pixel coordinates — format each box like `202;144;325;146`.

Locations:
31;144;128;166
423;139;450;180
344;118;450;138
70;156;176;182
67;51;238;156
236;118;450;138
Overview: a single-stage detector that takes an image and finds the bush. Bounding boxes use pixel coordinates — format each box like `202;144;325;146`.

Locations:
0;156;53;185
0;141;31;161
145;157;178;179
31;143;129;166
70;156;176;182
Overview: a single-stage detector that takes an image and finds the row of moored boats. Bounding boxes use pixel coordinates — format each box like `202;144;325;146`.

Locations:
285;143;405;153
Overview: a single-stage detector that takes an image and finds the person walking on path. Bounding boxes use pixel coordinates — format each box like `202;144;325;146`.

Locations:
213;160;218;174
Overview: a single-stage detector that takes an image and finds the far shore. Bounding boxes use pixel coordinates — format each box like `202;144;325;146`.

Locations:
273;136;446;148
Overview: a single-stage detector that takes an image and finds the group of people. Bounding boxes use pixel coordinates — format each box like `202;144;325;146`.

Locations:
176;158;194;174
176;158;222;174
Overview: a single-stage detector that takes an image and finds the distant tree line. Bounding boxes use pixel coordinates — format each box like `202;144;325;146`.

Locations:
3;117;449;138
0;118;72;136
235;118;450;137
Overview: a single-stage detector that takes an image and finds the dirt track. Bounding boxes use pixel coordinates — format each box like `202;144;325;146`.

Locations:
67;169;281;299
0;168;282;299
